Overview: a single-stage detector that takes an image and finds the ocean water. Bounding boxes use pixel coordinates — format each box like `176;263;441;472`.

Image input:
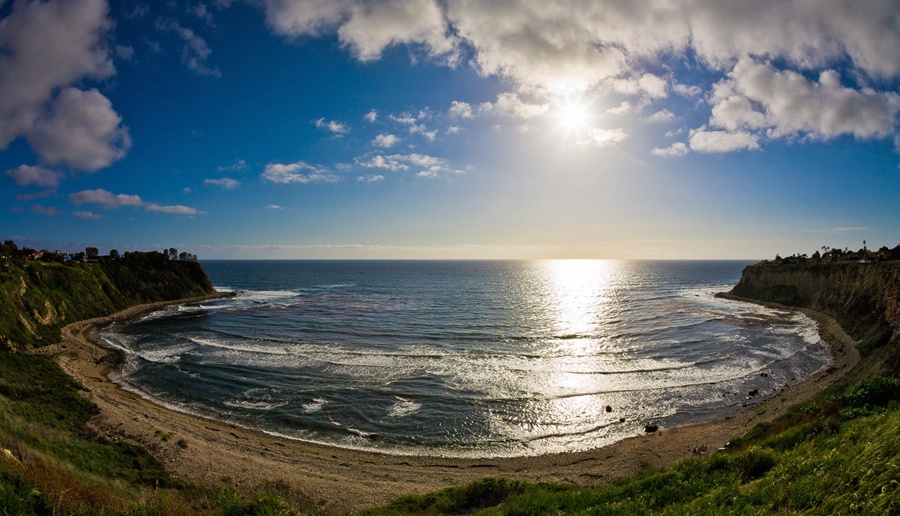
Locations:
95;260;831;457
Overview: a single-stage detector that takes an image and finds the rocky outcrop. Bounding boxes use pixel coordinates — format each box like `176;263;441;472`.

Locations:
0;253;216;351
730;262;900;376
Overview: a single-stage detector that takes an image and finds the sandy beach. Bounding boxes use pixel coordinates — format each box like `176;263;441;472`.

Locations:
50;292;859;514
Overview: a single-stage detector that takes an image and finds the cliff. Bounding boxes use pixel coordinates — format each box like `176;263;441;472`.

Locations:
0;253;216;351
730;261;900;377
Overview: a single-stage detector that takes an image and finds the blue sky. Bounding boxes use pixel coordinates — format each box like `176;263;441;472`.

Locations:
1;0;898;259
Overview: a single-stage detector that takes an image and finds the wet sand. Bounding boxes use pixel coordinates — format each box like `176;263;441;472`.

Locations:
51;292;859;514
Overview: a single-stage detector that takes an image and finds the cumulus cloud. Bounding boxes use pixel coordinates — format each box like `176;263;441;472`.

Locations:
358;174;385;182
261;161;340;184
479;93;549;119
449;100;474;118
73;210;103;219
257;0;900;150
575;128;628;148
314;117;349;134
69;189;143;209
5;165;63;188
645;109;675;123
652;142;690;157
145;203;201;215
204;177;241;189
30;88;131;171
364;110;378;122
372;133;399;148
0;0;131;172
68;188;201;215
358;153;463;177
689;129;760;153
263;0;456;62
31;205;60;217
708;58;900;141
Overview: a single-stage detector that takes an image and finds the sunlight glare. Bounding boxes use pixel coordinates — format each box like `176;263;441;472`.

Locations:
555;98;592;132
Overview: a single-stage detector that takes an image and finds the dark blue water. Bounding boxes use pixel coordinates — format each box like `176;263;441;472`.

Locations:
96;260;831;457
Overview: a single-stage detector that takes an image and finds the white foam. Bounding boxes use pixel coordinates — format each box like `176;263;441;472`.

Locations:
386;397;422;418
302;397;328;413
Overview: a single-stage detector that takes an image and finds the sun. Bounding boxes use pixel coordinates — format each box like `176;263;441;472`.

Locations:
554;98;592;133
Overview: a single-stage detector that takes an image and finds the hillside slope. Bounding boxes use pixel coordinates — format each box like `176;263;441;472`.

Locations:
0;253;215;351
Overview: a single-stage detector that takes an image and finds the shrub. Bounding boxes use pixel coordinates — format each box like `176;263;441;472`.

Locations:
841;376;900;409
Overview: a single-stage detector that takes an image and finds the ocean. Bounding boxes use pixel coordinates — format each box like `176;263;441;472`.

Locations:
94;260;831;457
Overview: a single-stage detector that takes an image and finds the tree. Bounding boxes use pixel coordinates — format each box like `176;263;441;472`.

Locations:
85;247;99;259
168;248;178;261
109;249;120;260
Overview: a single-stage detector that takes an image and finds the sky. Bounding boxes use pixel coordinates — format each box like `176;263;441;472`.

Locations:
1;0;899;260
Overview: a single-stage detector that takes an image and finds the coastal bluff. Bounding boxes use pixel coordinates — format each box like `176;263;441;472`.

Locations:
0;252;216;351
727;261;900;379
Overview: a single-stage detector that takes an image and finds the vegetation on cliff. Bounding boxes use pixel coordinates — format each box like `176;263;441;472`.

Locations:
0;246;215;351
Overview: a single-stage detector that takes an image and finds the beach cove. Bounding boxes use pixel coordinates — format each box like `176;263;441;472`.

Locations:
52;292;859;514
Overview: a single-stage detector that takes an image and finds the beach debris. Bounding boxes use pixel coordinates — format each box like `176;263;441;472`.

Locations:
644;424;659;433
605;405;613;413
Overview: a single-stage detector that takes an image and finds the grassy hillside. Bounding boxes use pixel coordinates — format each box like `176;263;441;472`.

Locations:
0;253;215;350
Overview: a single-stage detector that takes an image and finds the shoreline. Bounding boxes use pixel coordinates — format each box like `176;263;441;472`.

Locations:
54;292;859;514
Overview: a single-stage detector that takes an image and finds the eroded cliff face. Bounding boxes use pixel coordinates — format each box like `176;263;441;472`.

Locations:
0;255;216;351
731;262;900;376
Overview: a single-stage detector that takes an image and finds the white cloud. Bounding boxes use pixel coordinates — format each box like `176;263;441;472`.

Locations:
575;127;628;147
69;188;143;209
258;0;900;149
372;133;399;148
479;93;549;119
652;142;690;157
5;165;63;188
157;19;221;77
357;153;460;177
449;100;474;118
68;188;201;215
708;58;900;141
145;203;201;215
409;124;437;141
364;109;378;122
263;0;456;63
338;0;457;62
314;117;349;134
74;210;103;220
689;129;760;153
204;177;241;189
0;0;130;173
29;88;131;171
607;101;633;115
267;204;283;209
645;109;675;123
31;205;60;217
358;174;385;182
217;159;247;172
261;161;340;184
447;126;461;134
673;83;702;97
